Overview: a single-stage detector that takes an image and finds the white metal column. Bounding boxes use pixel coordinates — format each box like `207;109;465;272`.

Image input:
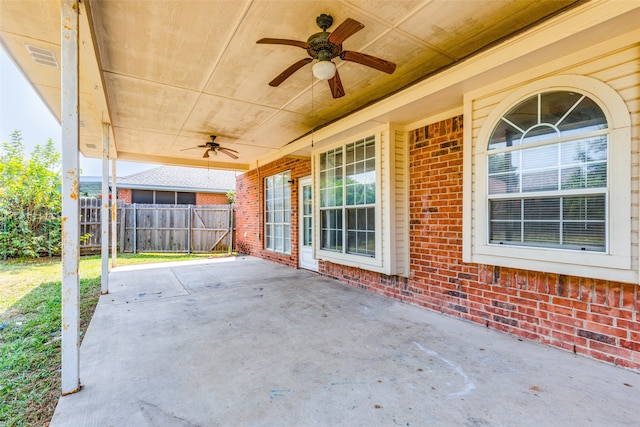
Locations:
101;123;110;294
60;0;81;395
111;159;118;268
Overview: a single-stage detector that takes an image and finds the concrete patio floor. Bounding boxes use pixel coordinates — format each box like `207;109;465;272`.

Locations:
51;256;639;426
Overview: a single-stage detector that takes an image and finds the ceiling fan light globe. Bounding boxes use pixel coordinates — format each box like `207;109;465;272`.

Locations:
312;60;336;80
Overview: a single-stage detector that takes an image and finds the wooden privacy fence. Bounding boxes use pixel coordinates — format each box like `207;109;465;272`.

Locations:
80;198;235;254
80;197;123;253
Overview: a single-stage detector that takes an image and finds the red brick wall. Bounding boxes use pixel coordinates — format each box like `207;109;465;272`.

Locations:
196;192;229;205
235;157;311;268
118;188;132;203
234;116;639;371
317;115;639;372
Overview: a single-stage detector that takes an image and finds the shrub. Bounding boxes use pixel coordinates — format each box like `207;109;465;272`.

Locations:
0;131;61;258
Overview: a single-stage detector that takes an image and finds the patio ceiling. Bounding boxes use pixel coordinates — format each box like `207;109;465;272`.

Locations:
0;0;580;171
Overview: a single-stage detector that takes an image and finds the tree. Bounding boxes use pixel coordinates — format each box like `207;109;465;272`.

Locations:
0;130;62;258
226;189;236;204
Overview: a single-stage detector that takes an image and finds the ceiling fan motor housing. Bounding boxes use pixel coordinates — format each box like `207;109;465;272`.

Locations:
307;32;341;60
257;14;395;98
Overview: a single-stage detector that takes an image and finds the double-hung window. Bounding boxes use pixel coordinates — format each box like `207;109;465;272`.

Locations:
265;171;291;253
319;135;376;257
467;75;632;283
487;91;608;251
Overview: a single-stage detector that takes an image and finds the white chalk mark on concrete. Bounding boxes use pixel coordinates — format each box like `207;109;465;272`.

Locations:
413;341;476;398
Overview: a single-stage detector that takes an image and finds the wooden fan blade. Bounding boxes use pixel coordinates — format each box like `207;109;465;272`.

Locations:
340;50;396;74
202;150;210;159
257;38;308;49
219;146;238;153
327;18;364;45
180;144;208;151
218;148;239;159
269;58;313;87
327;68;345;99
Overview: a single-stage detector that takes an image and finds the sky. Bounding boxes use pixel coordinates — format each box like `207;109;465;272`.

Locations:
0;48;155;177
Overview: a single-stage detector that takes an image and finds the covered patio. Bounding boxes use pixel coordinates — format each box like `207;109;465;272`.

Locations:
51;256;638;426
2;0;639;396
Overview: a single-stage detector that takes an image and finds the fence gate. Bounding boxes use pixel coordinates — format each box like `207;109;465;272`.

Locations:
79;199;235;254
189;205;236;254
122;204;235;254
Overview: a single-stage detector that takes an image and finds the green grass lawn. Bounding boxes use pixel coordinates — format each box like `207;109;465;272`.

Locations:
0;252;216;427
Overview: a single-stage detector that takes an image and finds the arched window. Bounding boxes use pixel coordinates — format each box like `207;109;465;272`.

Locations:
466;75;632;282
487;91;608;251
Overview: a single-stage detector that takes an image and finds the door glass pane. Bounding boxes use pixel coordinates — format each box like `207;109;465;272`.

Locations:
303;217;312;246
302;184;313;247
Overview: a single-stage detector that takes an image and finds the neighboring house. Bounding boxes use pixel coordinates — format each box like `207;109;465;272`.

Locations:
235;12;640;371
117;166;236;205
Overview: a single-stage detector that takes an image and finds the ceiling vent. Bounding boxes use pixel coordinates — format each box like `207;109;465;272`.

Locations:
85;143;97;149
25;45;58;68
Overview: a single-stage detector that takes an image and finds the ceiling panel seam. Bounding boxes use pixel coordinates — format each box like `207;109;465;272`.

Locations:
341;0;458;61
172;0;254;152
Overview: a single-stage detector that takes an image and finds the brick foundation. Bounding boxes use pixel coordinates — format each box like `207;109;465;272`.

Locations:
235;116;640;372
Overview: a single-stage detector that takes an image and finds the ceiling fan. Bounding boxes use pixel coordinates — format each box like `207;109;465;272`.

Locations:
257;13;396;98
181;135;239;159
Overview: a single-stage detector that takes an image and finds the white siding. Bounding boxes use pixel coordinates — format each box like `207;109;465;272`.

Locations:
393;128;409;277
468;41;640;282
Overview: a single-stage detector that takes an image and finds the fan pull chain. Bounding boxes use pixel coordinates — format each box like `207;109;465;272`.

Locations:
311;68;314;148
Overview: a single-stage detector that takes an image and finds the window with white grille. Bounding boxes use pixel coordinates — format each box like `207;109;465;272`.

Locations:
264;171;291;253
319;135;376;257
466;75;633;283
487;91;608;252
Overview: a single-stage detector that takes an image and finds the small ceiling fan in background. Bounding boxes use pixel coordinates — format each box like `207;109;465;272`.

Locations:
181;135;239;159
257;13;396;98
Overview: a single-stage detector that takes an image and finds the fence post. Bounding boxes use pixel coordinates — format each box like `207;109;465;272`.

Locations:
119;203;125;253
132;203;137;254
228;205;233;255
187;204;192;255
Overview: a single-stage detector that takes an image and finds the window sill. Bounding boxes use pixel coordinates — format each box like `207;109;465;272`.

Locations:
317;249;387;274
468;245;636;284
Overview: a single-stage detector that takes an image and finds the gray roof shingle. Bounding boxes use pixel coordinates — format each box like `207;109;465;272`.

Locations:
117;166;237;193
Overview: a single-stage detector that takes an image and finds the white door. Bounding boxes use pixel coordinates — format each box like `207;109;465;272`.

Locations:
299;176;318;271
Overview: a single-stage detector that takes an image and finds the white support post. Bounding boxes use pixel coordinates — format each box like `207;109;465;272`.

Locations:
111;159;118;268
101;123;110;294
60;0;81;395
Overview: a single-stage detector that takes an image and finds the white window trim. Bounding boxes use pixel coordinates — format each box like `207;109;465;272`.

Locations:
264;171;291;254
464;75;634;283
314;131;383;271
